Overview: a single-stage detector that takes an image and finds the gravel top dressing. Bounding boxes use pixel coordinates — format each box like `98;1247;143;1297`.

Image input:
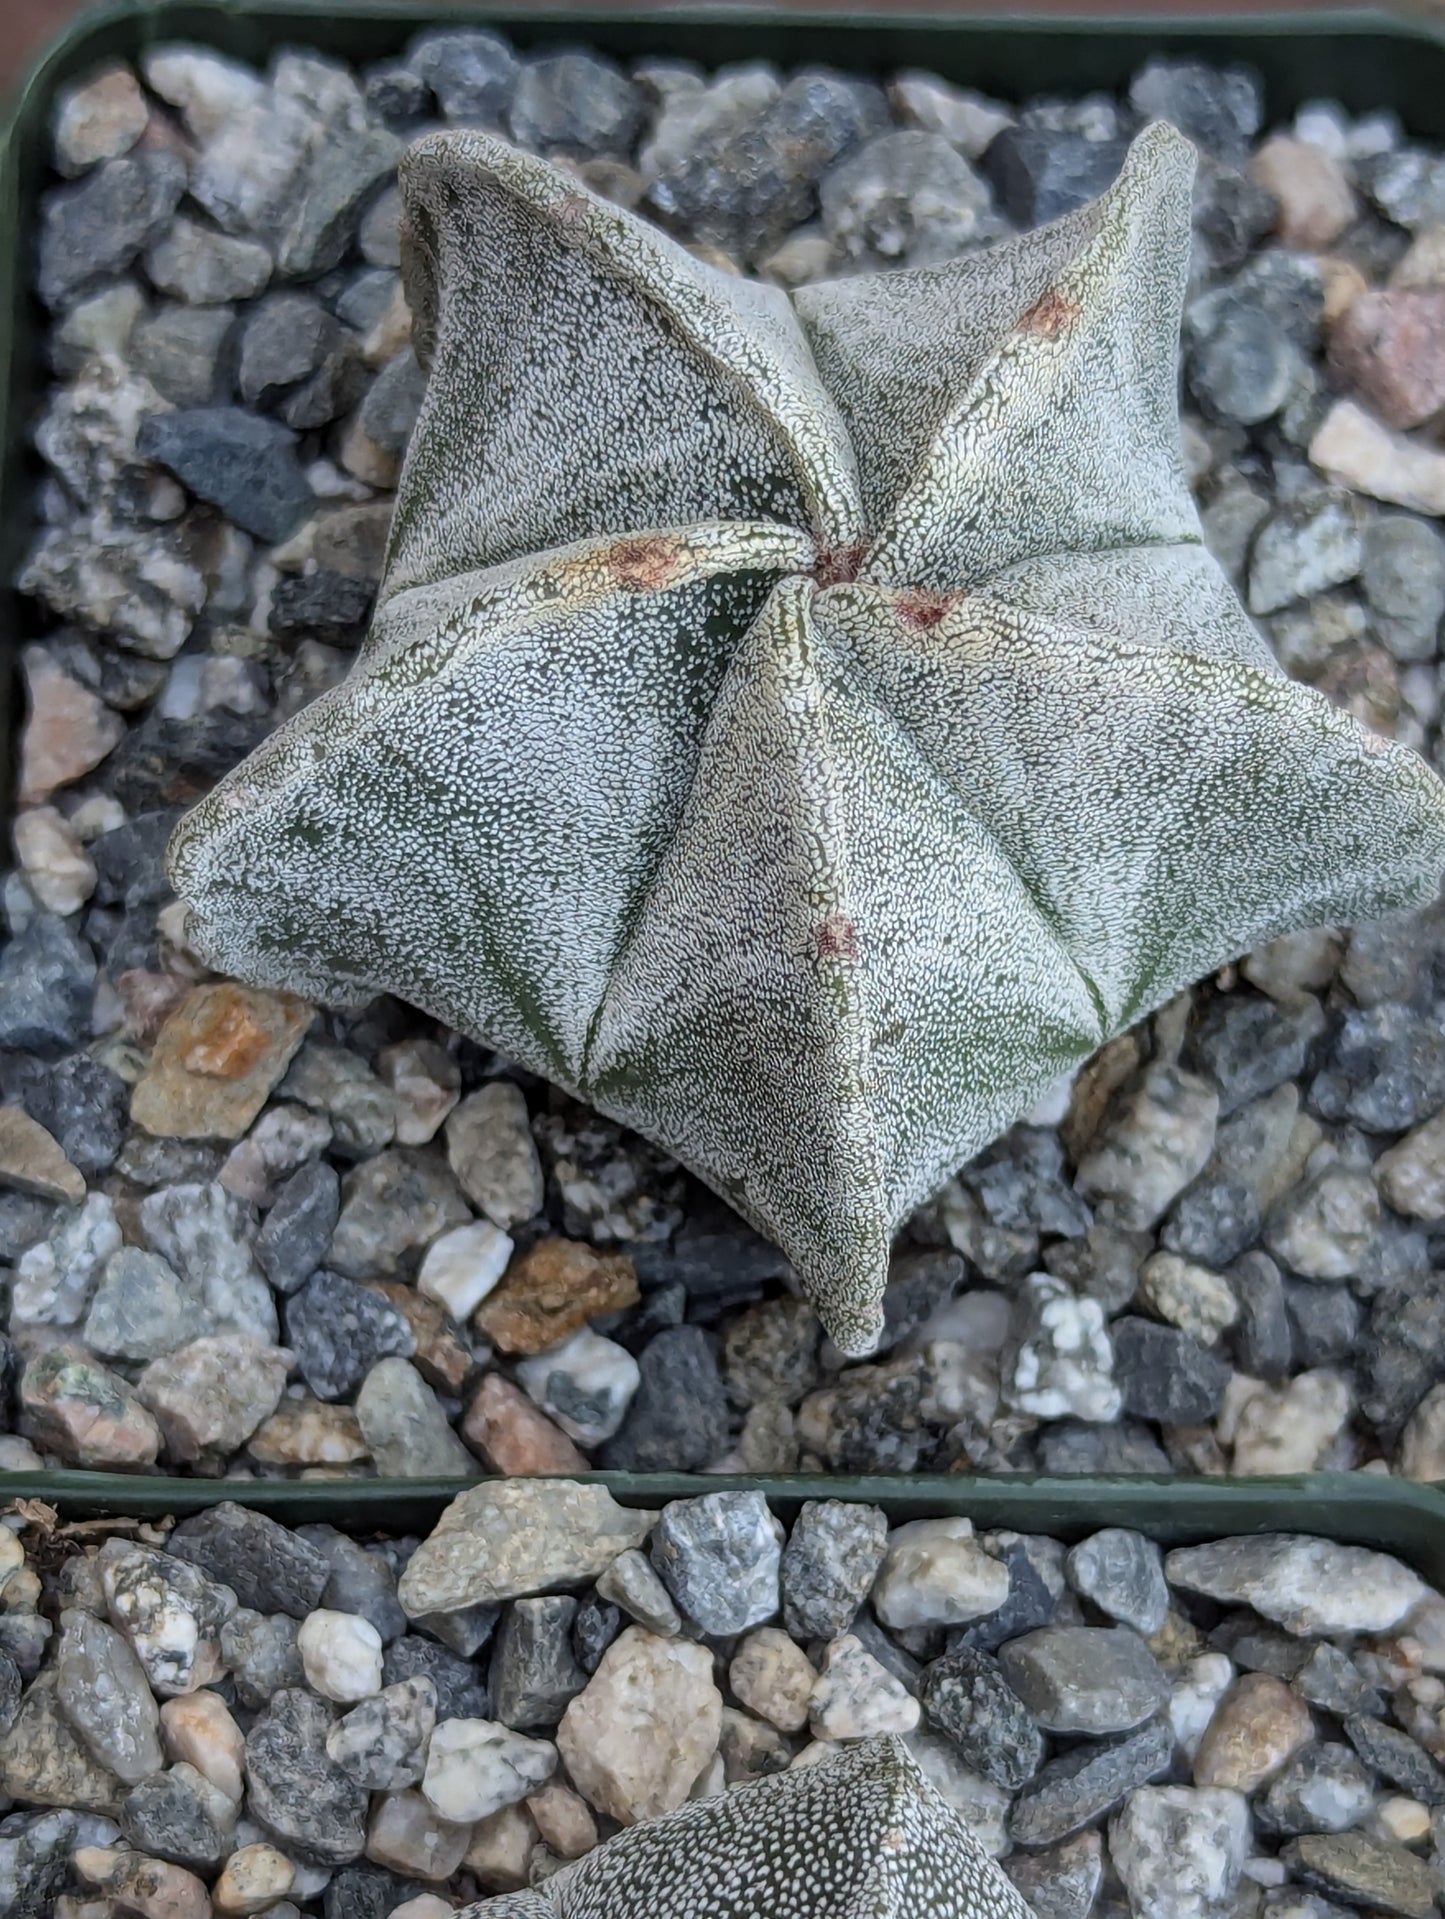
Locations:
0;1484;1442;1915
7;29;1445;1492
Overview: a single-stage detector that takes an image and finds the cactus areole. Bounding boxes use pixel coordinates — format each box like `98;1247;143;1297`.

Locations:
169;121;1445;1357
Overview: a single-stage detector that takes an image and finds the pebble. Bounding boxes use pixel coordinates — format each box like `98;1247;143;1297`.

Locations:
328;1147;470;1282
365;1787;470;1880
445;1083;544;1228
1166;1535;1428;1633
1252;133;1356;248
1257;1740;1374;1835
556;1627;721;1824
145;215;273;304
160;1690;245;1802
999;1627;1170;1735
515;1327;640;1446
325;1676;436;1791
102;1542;234;1697
416;1218;513;1320
1112;1316;1233;1424
490;1597;587;1730
1110;1785;1251;1919
168;1502;328;1619
21;1346;161;1468
1066;1529;1170;1635
1075;1066;1219;1230
54;1608;163;1785
476;1235;637;1354
820;130;996;266
135;1334;290;1462
872;1517;1010;1631
255;1158;339;1294
131;990;314;1136
377;1039;460;1146
355;1355;475;1477
461;1372;587;1476
297;1609;384;1704
1010;1718;1174;1849
781;1500;889;1640
0;1105;84;1206
1222;1367;1351;1474
120;1759;237;1870
728;1628;815;1733
1004;1272;1121;1421
1309;397;1445;515
1282;1832;1436;1918
138;1181;278;1344
598;1324;729;1472
285;1268;415;1401
38;149;187;308
919;1649;1045;1789
12;807;96;918
245;1686;368;1867
421;1716;556;1822
595;1549;681;1637
397;1481;653;1615
808;1633;921;1739
651;1491;783;1636
212;1842;295;1916
53;65;149;174
17;646;125;805
1193;1672;1314;1791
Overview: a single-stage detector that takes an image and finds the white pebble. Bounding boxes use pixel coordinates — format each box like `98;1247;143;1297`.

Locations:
421;1717;557;1823
13;806;97;916
516;1328;640;1445
809;1634;920;1740
297;1608;383;1704
418;1219;514;1320
212;1842;295;1915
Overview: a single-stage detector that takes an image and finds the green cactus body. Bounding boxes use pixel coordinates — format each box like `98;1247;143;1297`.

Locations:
168;121;1445;1356
456;1735;1032;1917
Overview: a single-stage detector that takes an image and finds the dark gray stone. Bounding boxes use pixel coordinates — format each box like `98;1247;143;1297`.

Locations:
245;1687;367;1868
967;1128;1093;1237
998;1627;1169;1735
130;305;235;408
1230;1250;1293;1381
1009;1718;1174;1849
136;406;312;542
1160;1177;1261;1268
168;1503;329;1618
363;61;433;128
269;570;374;641
120;1764;232;1870
1193;157;1277;275
651;1491;781;1636
598;1326;728;1472
38;150;186;307
109;711;271;814
1312;1003;1445;1133
1287;1276;1360;1370
10;1051;126;1174
1129;58;1263;165
983;126;1130;225
781;1500;889;1640
256;1159;340;1295
0;915;96;1057
1188;993;1321;1116
1345;1714;1445;1802
1112;1318;1233;1425
89;811;183;910
299;1525;407;1644
1255;1742;1375;1838
276;125;402;280
1037;1419;1172;1476
490;1597;587;1731
285;1267;415;1399
1361;515;1445;663
0;1194;57;1262
876;1250;964;1353
358;349;426;453
407;27;517;124
1360;1270;1445;1436
1295;1642;1384;1718
571;1597;622;1675
919;1650;1044;1790
382;1635;489;1720
238;292;342;410
1065;1529;1168;1635
509;51;641;158
324;1865;420;1919
1188;297;1302;427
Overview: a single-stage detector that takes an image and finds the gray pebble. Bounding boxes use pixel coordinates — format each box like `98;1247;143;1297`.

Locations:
490;1596;587;1731
1009;1717;1173;1849
244;1686;368;1868
136;405;312;542
1065;1530;1169;1636
652;1491;783;1636
284;1268;415;1401
998;1627;1169;1735
168;1502;330;1618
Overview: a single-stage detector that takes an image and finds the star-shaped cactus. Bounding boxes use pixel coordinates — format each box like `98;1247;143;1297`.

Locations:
456;1736;1031;1917
168;120;1445;1356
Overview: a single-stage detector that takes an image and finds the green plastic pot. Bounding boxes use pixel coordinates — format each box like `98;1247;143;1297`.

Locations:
6;1;1445;1561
